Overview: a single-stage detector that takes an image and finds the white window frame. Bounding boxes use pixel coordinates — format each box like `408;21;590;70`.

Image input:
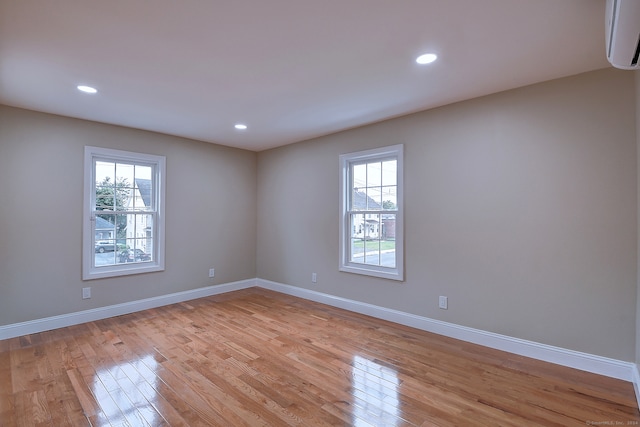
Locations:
83;146;166;280
339;144;404;281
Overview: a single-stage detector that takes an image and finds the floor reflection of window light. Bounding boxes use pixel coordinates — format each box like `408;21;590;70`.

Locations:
92;354;161;425
352;355;401;427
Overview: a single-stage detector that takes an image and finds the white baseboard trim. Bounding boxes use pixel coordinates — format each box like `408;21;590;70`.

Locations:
0;279;257;341
0;277;635;385
256;278;636;382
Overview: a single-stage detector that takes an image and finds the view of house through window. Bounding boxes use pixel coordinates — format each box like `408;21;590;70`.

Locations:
340;144;403;281
83;146;165;280
93;161;155;266
350;159;397;267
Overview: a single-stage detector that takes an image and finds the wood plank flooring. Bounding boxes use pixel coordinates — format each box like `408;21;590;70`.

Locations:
1;287;639;426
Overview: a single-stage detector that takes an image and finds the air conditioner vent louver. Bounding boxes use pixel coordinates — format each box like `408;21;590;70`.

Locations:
606;0;640;70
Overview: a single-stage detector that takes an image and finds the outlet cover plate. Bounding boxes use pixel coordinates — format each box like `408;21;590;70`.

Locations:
439;296;448;309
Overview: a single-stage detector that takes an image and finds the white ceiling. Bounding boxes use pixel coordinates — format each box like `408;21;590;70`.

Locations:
0;0;610;151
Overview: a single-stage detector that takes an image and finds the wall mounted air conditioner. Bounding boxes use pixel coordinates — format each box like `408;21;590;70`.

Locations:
606;0;640;69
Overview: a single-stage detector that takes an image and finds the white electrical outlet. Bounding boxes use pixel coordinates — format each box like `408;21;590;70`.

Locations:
209;268;215;278
311;272;317;283
438;296;448;310
82;287;91;299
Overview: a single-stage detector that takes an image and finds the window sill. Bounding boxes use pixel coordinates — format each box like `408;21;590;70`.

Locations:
339;264;404;281
82;263;164;281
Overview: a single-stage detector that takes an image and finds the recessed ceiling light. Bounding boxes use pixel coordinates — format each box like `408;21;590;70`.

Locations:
77;85;97;94
234;124;248;130
416;53;437;65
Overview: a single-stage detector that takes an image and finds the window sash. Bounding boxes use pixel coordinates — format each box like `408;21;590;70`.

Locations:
348;212;397;268
90;211;157;268
91;158;157;211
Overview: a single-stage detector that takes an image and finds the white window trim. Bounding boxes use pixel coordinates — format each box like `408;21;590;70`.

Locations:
83;146;166;280
339;144;404;281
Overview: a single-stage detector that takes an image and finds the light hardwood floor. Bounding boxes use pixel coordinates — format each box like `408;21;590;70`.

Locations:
1;287;639;426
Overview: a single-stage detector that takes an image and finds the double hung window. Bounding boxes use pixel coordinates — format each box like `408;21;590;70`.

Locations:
340;145;403;281
83;146;165;280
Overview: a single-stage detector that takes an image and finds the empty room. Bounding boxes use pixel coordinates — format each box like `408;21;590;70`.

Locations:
2;0;640;425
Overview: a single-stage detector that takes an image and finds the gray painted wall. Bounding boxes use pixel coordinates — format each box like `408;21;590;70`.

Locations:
0;68;637;363
0;106;257;325
257;68;637;361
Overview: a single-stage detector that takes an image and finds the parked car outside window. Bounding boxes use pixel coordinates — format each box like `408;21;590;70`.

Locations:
118;248;151;263
95;241;115;253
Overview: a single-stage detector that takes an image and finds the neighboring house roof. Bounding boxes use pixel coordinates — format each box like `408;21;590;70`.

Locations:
95;216;115;230
352;191;381;210
135;178;152;207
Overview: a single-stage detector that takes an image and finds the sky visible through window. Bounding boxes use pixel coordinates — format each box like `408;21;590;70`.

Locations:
96;161;152;185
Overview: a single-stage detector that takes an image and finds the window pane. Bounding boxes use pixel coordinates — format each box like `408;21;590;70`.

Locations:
364;214;381;266
115;245;129;264
381;160;396;186
120;238;152;263
133;179;153;211
115;186;132;211
140;237;152;260
350;214;361;237
381;213;396;267
95;194;114;210
382;186;397;210
94;237;115;254
381;243;396;268
96;161;114;184
96;213;115;229
364;239;380;265
381;214;397;240
367;187;382;209
367;162;382;186
114;213;128;241
352;188;366;211
352;163;366;192
135;165;152;180
94;251;117;267
126;214;154;253
116;163;134;187
364;214;380;239
350;213;364;263
350;238;364;261
95;236;117;267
